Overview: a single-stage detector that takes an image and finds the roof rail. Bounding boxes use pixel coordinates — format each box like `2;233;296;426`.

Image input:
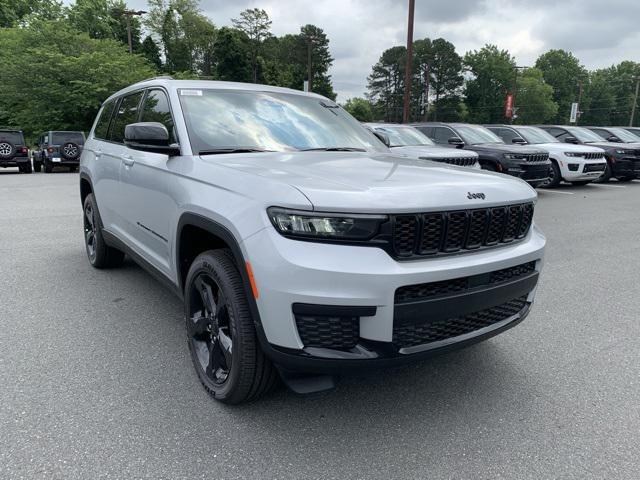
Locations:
134;75;174;84
0;126;22;131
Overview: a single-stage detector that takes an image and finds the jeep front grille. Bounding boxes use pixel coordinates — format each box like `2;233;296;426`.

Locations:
391;203;534;258
582;152;605;160
427;156;477;167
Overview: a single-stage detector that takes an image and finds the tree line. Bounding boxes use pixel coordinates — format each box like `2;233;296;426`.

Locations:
0;0;335;140
344;39;640;127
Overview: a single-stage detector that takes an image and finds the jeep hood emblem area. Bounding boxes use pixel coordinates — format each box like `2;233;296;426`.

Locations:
467;192;486;200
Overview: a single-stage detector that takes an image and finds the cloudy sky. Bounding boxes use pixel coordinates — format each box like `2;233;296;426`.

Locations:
106;0;640;101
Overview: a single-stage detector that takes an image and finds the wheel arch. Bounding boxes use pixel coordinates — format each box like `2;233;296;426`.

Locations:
79;173;93;207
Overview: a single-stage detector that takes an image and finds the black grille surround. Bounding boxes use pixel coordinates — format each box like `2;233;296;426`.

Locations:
391;203;534;259
424;156;477;167
521;153;549;163
581;152;605;160
393;296;528;349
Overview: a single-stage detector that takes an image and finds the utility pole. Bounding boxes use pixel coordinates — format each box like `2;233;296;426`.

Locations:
121;9;147;54
630;76;640;127
576;80;583;125
402;0;415;123
307;39;313;93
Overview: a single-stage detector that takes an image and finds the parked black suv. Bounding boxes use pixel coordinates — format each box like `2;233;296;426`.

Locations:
413;122;551;187
538;125;639;182
34;131;85;173
0;129;31;173
622;127;640;139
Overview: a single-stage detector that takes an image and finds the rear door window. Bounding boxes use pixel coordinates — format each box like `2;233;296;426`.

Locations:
109;91;144;144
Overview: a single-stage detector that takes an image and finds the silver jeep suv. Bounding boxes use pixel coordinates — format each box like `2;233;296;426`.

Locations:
80;78;546;404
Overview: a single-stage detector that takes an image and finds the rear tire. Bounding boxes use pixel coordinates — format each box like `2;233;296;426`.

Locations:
185;250;278;404
69;166;77;173
83;193;125;268
44;160;52;173
34;162;41;173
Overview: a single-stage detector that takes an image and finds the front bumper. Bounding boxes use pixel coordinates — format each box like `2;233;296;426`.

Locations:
244;223;546;372
506;162;551;185
611;156;640;178
559;159;607;181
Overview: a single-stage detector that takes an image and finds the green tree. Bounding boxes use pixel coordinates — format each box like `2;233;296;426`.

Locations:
580;69;615;126
0;21;154;138
512;68;558;124
534;49;587;123
0;0;62;27
414;37;463;120
213;27;252;82
343;97;374;122
232;8;272;83
367;46;406;122
140;35;162;70
463;44;516;123
300;24;335;99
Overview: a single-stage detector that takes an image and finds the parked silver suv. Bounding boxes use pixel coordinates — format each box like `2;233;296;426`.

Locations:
80;79;546;404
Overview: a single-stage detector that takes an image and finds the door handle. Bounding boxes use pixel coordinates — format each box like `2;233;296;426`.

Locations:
121;154;135;167
94;149;102;159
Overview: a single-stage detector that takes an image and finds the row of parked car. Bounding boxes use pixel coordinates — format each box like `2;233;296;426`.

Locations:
0;129;85;173
365;122;640;187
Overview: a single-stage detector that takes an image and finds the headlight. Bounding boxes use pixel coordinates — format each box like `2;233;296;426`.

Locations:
614;149;633;155
564;152;584;157
503;153;525;160
268;208;387;240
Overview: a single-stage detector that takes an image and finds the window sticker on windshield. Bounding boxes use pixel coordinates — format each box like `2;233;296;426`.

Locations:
180;89;203;96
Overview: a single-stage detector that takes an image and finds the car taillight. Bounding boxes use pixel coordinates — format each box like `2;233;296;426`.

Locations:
48;147;54;153
21;147;28;154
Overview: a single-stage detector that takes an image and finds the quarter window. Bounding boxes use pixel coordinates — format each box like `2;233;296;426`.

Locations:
140;89;176;143
94;101;116;140
109;92;144;143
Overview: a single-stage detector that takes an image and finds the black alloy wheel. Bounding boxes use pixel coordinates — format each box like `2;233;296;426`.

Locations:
542;160;561;188
84;199;97;263
82;193;125;268
187;272;233;386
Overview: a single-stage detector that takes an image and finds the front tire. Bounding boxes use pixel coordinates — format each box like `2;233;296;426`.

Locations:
596;162;612;183
83;193;125;268
617;176;634;182
185;250;277;404
542;160;561;188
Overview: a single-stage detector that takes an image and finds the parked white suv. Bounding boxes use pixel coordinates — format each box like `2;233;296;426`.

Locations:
80;79;546;403
365;123;480;168
486;125;607;187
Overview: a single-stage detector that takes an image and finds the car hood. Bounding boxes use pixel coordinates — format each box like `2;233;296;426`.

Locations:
391;145;478;159
204;151;537;213
533;143;605;153
583;141;638;150
467;143;546;154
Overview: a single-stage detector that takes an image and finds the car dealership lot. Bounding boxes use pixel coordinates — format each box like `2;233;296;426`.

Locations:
1;170;639;479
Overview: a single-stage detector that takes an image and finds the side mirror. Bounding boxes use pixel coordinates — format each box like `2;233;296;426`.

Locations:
124;122;180;155
512;137;526;144
563;136;579;144
448;137;464;148
607;136;621;143
372;130;391;148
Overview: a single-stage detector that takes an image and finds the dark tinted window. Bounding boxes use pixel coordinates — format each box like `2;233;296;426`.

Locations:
0;131;25;145
556;131;575;142
542;127;564;139
433;126;456;144
140;89;176;143
51;132;85;145
94;101;116;140
110;92;144;143
415;126;434;138
497;128;523;144
589;128;609;139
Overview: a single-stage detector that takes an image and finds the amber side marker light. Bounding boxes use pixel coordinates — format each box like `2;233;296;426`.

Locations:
245;261;259;299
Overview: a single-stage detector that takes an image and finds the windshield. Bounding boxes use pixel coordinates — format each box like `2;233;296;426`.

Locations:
371;125;435;147
606;127;640;143
455;125;504;145
515;127;558;144
178;89;387;154
565;127;605;143
51;132;85;145
0;131;24;145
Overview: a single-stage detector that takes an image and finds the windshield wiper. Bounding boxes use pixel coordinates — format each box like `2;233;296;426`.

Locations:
300;147;366;152
199;148;274;155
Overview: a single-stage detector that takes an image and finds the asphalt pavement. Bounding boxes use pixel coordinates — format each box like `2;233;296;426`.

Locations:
1;169;639;479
